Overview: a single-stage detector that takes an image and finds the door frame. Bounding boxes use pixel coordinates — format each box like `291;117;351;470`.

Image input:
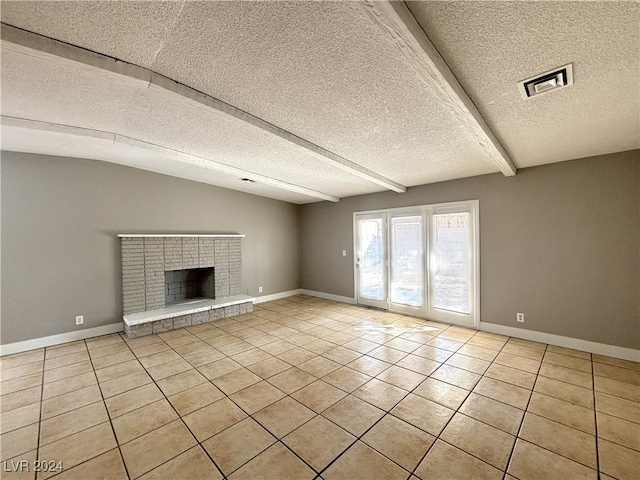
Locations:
426;201;480;328
353;200;480;328
353;212;389;309
387;209;425;317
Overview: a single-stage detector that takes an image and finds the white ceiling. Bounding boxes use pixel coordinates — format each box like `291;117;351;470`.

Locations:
1;1;638;204
407;1;640;168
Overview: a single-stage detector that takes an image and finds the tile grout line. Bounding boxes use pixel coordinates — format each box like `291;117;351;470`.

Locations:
31;320;390;478
88;337;173;469
591;353;601;480
144;325;322;479
311;321;485;477
508;349;619;473
100;335;192;478
314;333;421;476
339;325;530;477
34;351;46;480
180;315;345;478
5;298;637;480
221;333;365;476
275;315;495;477
501;376;606;471
194;310;420;477
120;332;229;480
29;340;118;480
408;330;513;480
85;338;132;480
501;341;548;480
258;312;608;475
198;311;360;478
224;305;624;477
512;411;604;472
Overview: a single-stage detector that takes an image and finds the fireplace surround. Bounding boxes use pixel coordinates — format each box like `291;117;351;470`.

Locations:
119;234;253;337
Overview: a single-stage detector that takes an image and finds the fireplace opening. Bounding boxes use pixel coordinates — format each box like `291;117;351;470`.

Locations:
165;268;215;306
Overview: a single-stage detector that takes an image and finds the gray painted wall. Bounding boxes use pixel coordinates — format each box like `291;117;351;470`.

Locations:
2;150;639;350
1;152;299;344
299;151;640;349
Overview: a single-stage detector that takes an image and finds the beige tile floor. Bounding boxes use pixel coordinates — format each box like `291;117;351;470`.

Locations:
1;295;639;480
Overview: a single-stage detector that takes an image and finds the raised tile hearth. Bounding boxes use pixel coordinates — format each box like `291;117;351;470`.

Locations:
124;296;254;338
119;234;252;338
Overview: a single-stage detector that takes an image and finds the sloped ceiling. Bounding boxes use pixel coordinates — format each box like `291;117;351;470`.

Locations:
1;1;638;204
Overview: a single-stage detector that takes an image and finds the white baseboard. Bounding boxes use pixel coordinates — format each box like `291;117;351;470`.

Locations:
4;299;635;364
480;322;640;362
253;288;356;305
299;289;356;305
254;289;303;304
0;290;348;356
0;323;123;357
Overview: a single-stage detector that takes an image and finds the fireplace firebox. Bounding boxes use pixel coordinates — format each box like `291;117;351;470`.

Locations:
165;267;215;305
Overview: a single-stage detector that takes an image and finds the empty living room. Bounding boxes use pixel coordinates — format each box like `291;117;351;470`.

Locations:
0;1;638;479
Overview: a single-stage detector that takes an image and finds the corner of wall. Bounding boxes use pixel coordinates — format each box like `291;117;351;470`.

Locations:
296;202;305;291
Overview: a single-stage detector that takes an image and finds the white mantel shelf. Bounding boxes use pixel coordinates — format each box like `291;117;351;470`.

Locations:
117;234;245;238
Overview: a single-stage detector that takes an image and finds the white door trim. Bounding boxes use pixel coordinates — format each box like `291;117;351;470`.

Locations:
353;200;480;328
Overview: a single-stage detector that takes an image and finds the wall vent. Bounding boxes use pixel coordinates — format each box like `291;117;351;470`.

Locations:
518;63;573;99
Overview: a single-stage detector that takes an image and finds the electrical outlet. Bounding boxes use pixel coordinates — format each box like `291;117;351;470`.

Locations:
258;286;263;293
516;313;525;323
342;250;347;257
75;315;84;325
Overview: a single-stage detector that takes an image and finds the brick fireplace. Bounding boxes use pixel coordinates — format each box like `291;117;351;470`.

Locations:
119;234;253;337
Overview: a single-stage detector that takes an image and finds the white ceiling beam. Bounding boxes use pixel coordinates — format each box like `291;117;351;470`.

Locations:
1;116;341;203
116;135;341;203
361;1;517;177
1;116;116;143
149;74;406;193
1;23;407;194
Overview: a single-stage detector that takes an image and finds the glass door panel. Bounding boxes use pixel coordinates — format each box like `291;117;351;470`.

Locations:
433;212;470;313
355;213;387;309
428;209;475;327
390;215;424;313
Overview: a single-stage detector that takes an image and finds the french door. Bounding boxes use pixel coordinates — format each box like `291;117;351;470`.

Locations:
355;213;388;309
354;201;479;328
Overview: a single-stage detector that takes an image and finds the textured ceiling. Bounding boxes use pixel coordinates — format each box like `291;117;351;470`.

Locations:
1;123;316;204
407;1;640;167
1;1;638;204
1;41;379;203
0;1;183;68
145;1;497;183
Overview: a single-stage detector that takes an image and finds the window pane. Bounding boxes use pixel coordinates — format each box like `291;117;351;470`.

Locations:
433;212;470;314
359;218;384;301
391;215;423;307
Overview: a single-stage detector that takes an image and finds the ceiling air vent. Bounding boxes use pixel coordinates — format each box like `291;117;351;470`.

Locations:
518;63;573;99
